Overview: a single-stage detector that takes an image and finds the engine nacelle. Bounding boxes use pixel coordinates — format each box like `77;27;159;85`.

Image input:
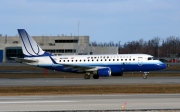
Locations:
97;68;111;77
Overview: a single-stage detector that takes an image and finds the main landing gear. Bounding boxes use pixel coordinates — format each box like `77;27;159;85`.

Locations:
143;72;149;79
84;72;99;79
93;74;99;79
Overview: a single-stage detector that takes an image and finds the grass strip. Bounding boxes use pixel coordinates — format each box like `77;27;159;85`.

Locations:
0;84;180;96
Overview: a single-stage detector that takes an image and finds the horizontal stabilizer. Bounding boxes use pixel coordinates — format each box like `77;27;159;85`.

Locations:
11;57;38;63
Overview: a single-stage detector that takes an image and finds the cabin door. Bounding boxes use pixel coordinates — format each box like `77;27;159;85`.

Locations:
138;57;143;66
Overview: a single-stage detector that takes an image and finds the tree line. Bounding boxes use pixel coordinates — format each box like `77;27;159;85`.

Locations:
90;36;180;58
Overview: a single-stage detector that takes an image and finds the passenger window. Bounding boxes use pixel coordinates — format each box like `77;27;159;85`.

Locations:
113;59;115;61
97;59;98;61
64;60;65;62
117;59;119;61
84;60;86;62
59;60;61;62
105;59;107;61
109;59;111;61
125;59;127;61
72;60;73;62
129;59;131;61
121;59;123;61
133;59;135;61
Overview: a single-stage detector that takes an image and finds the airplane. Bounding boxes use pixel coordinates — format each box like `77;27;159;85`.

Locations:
15;29;166;79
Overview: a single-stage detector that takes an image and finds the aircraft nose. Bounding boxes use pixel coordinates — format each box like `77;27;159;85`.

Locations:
161;63;167;69
157;63;167;69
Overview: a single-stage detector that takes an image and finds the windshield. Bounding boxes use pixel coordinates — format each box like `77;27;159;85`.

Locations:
148;57;153;60
148;57;156;60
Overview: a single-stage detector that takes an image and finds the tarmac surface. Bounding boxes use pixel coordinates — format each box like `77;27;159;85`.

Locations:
0;75;180;111
0;77;179;87
0;94;180;111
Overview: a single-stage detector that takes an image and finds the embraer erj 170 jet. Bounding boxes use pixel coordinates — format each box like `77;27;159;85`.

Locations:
16;29;166;79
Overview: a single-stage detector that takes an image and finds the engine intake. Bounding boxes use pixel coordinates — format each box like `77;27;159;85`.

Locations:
97;68;111;77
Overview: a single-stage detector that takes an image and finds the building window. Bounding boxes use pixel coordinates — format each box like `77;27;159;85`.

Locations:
65;49;72;53
6;48;23;60
44;49;76;53
55;40;78;43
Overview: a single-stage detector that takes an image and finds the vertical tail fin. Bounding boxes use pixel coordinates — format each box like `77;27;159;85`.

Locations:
17;29;52;57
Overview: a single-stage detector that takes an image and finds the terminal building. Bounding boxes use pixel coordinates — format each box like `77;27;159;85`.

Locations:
0;35;118;62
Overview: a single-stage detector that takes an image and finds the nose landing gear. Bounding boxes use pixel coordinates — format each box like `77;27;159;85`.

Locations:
143;72;149;79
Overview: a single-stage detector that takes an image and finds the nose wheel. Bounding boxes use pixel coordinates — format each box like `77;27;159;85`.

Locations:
143;72;149;79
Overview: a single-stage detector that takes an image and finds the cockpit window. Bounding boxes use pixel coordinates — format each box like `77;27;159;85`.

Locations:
148;57;153;60
148;57;156;60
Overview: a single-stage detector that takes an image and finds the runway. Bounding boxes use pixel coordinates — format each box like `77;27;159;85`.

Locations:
0;94;180;111
0;77;179;111
0;77;179;87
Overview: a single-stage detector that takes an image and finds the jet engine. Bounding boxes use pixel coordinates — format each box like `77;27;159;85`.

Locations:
97;68;111;77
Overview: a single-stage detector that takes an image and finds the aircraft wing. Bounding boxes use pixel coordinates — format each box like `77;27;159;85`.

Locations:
50;56;106;72
11;57;38;63
60;63;106;72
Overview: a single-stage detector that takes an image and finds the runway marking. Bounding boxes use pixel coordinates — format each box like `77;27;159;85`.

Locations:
0;100;79;104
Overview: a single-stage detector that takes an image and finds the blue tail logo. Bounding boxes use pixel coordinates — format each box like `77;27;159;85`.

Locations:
18;29;52;57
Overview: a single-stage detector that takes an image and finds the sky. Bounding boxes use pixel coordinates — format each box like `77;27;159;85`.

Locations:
0;0;180;44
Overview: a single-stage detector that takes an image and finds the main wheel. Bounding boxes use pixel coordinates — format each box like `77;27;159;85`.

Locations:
93;75;99;79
